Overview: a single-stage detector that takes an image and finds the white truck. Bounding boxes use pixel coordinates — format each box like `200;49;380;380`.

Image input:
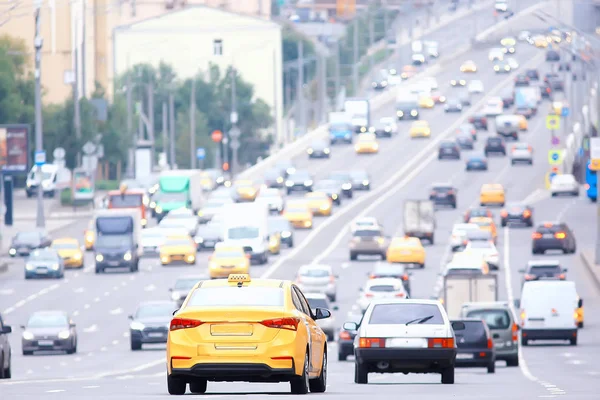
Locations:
441;274;499;319
222;202;270;264
343;98;370;133
403;200;436;244
92;208;142;274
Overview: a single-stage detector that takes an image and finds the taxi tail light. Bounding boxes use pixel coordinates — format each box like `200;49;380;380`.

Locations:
487;338;494;349
523;210;531;218
339;331;352;340
369;274;377;279
359;338;385;348
528;145;532;152
500;210;508;217
245;254;251;259
365;293;374;298
532;232;542;239
170;318;204;331
585;184;590;190
171;356;192;360
427;338;454;348
271;356;294;361
260;317;300;331
546;87;551;93
395;292;405;297
558;274;566;280
511;323;519;341
555;232;566;239
401;274;409;281
468;117;474;122
524;274;535;280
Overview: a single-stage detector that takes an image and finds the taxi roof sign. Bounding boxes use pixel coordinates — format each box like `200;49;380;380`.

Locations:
228;274;251;283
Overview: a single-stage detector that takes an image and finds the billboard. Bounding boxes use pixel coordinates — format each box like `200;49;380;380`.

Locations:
0;124;30;174
72;168;95;202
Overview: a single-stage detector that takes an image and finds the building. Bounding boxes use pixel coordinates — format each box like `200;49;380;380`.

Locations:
113;5;283;144
0;0;271;104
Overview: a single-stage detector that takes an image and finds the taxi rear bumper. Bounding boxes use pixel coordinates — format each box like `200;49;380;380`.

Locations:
171;362;297;383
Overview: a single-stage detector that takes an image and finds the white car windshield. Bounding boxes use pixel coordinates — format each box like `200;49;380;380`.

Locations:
368;303;444;325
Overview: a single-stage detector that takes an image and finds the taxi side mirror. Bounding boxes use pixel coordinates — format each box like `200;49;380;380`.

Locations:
578;299;583;308
562;268;568;273
172;309;179;316
343;322;358;331
314;308;331;320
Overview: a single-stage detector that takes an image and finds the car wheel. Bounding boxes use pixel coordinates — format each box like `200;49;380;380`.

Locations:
452;203;457;209
22;350;33;356
309;351;327;393
506;356;519;367
511;160;515;165
288;239;294;248
290;353;310;394
441;366;455;384
365;184;371;191
487;361;496;373
189;380;207;394
131;339;142;351
167;374;187;395
420;263;425;269
570;336;577;346
338;352;347;361
578;321;584;329
0;356;4;379
522;338;529;346
329;294;337;303
350;252;357;261
95;266;103;274
354;362;368;384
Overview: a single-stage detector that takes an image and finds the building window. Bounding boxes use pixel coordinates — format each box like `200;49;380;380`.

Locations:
213;39;223;56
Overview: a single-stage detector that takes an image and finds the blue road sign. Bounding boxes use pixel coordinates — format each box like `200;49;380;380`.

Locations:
196;147;206;160
549;172;557;182
551;152;559;161
34;150;46;166
561;107;570;117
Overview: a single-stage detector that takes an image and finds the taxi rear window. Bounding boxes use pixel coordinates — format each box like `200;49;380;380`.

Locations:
369;303;444;325
187;287;284;307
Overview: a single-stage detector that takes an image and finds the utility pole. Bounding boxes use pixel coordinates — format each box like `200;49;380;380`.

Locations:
297;40;305;132
147;81;155;165
272;49;280;146
126;72;134;177
230;68;240;177
81;0;87;97
368;9;374;72
168;93;176;169
162;101;168;165
382;1;389;60
335;40;341;108
353;18;359;94
74;20;82;167
319;53;327;123
34;1;45;229
190;78;197;169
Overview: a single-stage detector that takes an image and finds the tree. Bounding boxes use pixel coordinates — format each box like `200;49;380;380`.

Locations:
0;35;35;125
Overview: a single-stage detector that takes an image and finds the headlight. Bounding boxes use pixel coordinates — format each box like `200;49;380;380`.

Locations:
369;127;375;133
130;321;145;331
171;292;180;301
161;256;170;263
25;263;34;270
410;110;418;116
381;81;388;86
460;80;466;85
197;210;203;217
494;66;499;71
285;180;293;187
440;96;446;102
51;263;59;270
276;177;283;183
22;331;34;340
195;237;203;244
397;111;404;116
320;204;329;211
26;182;32;188
505;66;510;71
186;255;195;263
384;127;391;132
451;80;457;85
331;194;338;200
324;148;330;154
9;248;16;255
281;231;291;238
74;253;82;260
360;127;366;133
58;330;70;339
362;180;369;185
155;206;163;214
141;218;147;226
123;251;132;261
307;148;313;154
238;262;248;268
209;261;219;269
342;183;352;190
304;180;313;186
95;254;104;262
372;82;377;87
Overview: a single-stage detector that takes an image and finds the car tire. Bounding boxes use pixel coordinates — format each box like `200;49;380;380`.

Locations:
551;193;557;197
309;351;327;393
354;362;368;384
487;361;496;373
131;340;142;351
570;336;577;346
288;239;294;248
578;321;584;329
522;338;529;346
95;266;103;274
419;263;425;269
0;356;4;379
441;366;455;384
329;294;337;303
452;203;457;209
380;253;386;261
338;352;347;361
506;356;519;367
501;221;507;227
167;374;187;395
22;350;33;356
511;160;515;165
3;359;10;379
350;252;357;261
365;185;371;191
189;380;207;394
290;353;310;394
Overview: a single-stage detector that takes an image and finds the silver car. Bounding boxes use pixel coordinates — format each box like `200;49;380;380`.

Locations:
349;228;388;260
304;293;338;341
159;208;198;236
510;142;533;165
21;311;77;355
550;174;579;197
198;198;233;224
169;276;203;307
140;228;165;256
295;264;337;302
256;188;284;213
450;223;480;251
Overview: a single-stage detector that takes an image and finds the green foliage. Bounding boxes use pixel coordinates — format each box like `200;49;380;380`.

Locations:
95;180;120;191
0;35;35;125
282;25;315;63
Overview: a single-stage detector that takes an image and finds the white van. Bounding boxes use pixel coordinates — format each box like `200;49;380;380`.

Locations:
26;164;59;198
518;280;580;346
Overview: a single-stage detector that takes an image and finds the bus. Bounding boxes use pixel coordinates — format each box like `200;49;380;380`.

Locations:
585;161;597;201
107;186;149;227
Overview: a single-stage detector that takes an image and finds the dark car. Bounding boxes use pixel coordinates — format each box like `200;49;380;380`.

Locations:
396;99;419;120
307;139;331;159
312;179;343;205
328;171;353;198
457;90;471;106
263;168;285;188
456;132;474;150
430;183;457;208
21;311;77;355
349;170;371;191
275;160;296;177
468;114;488;130
532;222;576;254
525;69;539;81
129;301;177;351
456;123;477;141
545;50;560;62
369;119;395;138
548;78;564;92
368;263;412;295
169;276;202;307
337;312;362;361
285;170;313;194
194;223;222;251
543;72;559;83
515;105;535;119
500;88;514;108
0;313;11;379
444;97;463;112
466;153;488;171
514;73;530;87
541;82;553;99
268;216;294;248
500;203;533;227
558;61;570;71
24;248;64;280
94;233;138;274
8;231;52;257
464;206;493;223
438;140;461;160
494;61;512;74
484;137;506;156
451;319;496;373
519;260;567;288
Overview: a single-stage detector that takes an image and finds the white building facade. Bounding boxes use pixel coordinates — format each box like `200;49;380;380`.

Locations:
113;5;283;145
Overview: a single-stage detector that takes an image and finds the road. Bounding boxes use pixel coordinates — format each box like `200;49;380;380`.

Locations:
1;6;599;400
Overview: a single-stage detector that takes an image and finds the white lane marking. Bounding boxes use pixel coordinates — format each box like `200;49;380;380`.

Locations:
503;227;568;396
561;352;574;358
566;359;585;365
112;340;119;345
121;281;128;286
72;310;79;317
26;293;38;301
83;386;100;389
123;331;130;338
74;357;82;362
73;272;79;278
588;371;600;376
46;389;66;393
3;307;15;314
84;304;90;309
0;289;15;295
87;353;94;357
116;375;134;380
93;297;100;303
341;262;349;269
26;369;33;375
83;324;98;333
59;362;67;367
104;291;110;296
73;287;84;294
109;307;123;315
144;284;156;292
556;198;578;221
112;286;119;291
44;366;51;370
100;346;108;352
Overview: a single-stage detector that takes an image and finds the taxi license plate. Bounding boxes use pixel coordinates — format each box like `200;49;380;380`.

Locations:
400;250;411;255
443;149;451;153
18;248;28;253
36;268;48;274
457;353;474;360
148;332;164;338
527;321;544;328
38;340;53;346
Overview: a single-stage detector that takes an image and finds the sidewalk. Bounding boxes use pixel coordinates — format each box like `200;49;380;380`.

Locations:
580;250;600;291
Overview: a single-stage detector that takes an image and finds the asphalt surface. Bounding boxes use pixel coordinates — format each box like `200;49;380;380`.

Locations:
1;7;599;400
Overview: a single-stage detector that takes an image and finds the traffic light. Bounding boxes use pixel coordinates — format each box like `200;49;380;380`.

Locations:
222;162;230;171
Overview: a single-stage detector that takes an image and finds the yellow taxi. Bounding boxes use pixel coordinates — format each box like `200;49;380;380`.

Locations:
233;180;259;201
500;37;516;53
166;273;329;395
268;232;281;255
386;237;425;268
304;192;333;216
469;217;498;244
409;120;431;138
283;201;313;229
160;235;197;266
479;183;506;206
534;36;548;48
518;115;528;131
400;65;417;80
460;60;477;73
51;238;84;268
208;245;250;279
418;93;435;109
84;220;95;250
354;133;379;154
576;296;584;328
199;171;217;191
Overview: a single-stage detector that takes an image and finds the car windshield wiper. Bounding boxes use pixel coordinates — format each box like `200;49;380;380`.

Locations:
405;315;434;325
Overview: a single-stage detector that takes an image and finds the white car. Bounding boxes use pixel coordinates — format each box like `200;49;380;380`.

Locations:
357;278;408;312
518;30;531;42
304;293;338;341
412;53;426;65
445;253;487;276
450;223;480;251
550;174;579;197
159;209;199;236
464;241;500;270
488;48;505;62
347;299;457;384
256;188;284;213
467;80;484;94
350;217;381;233
140;228;166;256
422;77;439;91
295;264;337;302
510;142;533;165
507;58;519;70
482;97;504;117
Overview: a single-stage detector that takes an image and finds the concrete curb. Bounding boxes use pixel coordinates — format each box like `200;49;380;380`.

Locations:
580;250;600;291
0;261;8;274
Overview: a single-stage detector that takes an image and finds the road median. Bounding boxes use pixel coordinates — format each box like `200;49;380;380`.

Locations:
580;250;600;291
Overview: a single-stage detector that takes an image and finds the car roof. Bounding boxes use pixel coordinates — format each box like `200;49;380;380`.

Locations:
367;278;405;286
299;264;332;272
52;237;79;244
139;300;177;307
198;278;287;289
31;310;68;317
528;260;560;267
368;298;441;306
461;301;511;310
